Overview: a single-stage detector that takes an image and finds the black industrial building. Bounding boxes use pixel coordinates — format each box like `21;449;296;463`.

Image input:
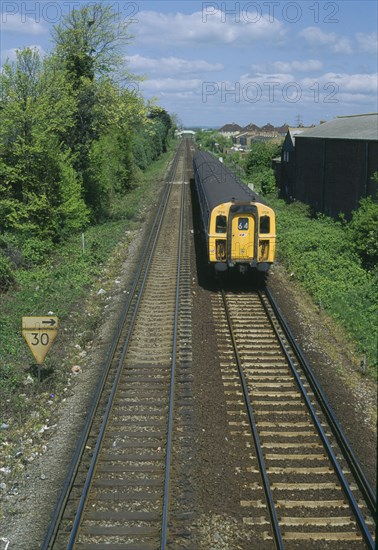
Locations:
281;113;378;219
280;127;311;201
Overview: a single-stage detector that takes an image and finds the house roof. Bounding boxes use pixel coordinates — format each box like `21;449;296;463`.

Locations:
276;124;290;134
297;113;378;141
288;127;309;142
261;123;275;131
219;123;242;132
243;123;260;131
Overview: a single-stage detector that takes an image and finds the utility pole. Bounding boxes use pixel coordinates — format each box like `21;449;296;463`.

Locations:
296;114;303;127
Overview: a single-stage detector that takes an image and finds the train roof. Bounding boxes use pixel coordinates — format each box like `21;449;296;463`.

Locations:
193;150;265;211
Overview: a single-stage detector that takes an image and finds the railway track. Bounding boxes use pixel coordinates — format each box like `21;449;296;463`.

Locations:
42;139;192;549
41;138;375;549
212;286;376;549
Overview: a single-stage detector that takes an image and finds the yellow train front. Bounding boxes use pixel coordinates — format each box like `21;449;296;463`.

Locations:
193;151;276;273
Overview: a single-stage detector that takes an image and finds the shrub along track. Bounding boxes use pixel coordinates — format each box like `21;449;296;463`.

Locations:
209;283;376;549
42;139;193;549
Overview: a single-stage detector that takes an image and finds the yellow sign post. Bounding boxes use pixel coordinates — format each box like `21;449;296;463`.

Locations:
22;316;58;365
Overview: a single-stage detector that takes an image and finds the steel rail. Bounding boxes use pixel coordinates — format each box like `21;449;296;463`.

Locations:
41;144;183;549
161;140;188;549
66;142;186;548
259;289;375;550
264;286;377;517
220;288;285;550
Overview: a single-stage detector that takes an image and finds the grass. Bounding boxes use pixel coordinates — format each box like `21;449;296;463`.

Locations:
270;198;377;376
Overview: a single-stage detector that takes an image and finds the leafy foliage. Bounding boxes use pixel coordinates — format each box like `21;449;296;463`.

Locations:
195;130;232;153
251;167;277;196
133;114;174;171
52;3;132;82
0;48;89;258
0;4;175;290
244;141;281;175
243;141;281;196
348;192;378;270
88;129;134;219
272;198;378;370
0;251;14;289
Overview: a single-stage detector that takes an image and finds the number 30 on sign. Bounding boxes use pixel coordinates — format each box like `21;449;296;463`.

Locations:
22;316;58;365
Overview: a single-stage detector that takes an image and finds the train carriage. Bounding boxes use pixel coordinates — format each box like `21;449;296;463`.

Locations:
193;151;276;273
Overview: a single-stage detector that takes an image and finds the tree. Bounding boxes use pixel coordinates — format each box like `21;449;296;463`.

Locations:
0;4;173;276
251;168;277;196
195;130;218;150
52;3;132;83
148;107;173;153
51;4;140;217
243;140;281;196
224;151;245;179
244;141;282;177
216;134;231;153
0;48;89;259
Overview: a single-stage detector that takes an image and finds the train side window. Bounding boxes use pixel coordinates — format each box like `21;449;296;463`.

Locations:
216;215;227;233
260;216;270;234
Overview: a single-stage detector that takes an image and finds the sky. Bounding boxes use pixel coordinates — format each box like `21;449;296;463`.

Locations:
1;0;377;128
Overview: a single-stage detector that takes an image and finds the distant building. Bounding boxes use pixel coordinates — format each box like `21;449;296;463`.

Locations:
241;123;260;133
233;131;255;148
219;123;242;137
292;114;378;218
275;124;290;137
232;122;289;148
260;123;276;134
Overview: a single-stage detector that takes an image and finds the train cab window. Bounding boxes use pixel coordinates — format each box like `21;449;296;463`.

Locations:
260;216;270;234
216;215;227;233
238;218;249;230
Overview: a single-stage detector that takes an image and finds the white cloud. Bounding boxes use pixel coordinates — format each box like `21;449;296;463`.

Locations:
356;32;378;54
240;72;295;86
132;9;287;47
301;72;378;94
196;70;378;111
336;92;377;104
1;13;47;35
273;60;323;73
251;60;323;74
153;91;199;101
127;55;223;76
299;27;353;54
141;78;202;93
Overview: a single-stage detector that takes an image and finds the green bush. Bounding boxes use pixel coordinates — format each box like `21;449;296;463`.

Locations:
348;195;378;270
20;237;54;266
244;141;282;176
272;198;378;370
0;252;15;290
0;232;53;268
252;167;277;196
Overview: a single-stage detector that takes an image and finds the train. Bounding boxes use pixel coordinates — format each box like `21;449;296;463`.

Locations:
193;151;276;273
